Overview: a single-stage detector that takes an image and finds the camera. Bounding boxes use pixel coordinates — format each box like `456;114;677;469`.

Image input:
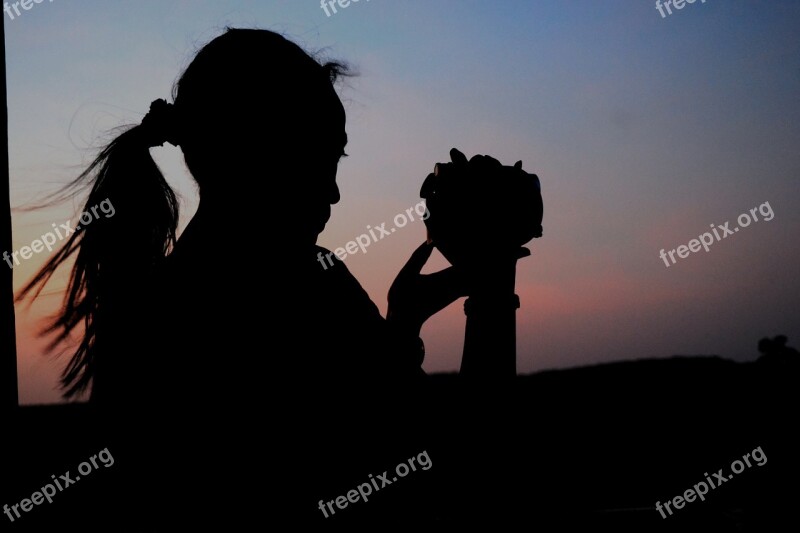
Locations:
420;149;543;267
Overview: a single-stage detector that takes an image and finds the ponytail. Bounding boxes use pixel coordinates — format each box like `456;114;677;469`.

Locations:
18;117;179;399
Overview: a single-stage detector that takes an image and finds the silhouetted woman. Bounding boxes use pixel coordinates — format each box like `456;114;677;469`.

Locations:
19;28;468;528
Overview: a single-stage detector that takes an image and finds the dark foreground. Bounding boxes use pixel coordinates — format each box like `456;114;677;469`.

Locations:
3;355;797;531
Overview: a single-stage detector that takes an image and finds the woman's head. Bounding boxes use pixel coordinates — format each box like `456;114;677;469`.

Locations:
174;29;349;240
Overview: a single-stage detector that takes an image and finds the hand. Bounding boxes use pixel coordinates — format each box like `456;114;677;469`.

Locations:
387;241;468;337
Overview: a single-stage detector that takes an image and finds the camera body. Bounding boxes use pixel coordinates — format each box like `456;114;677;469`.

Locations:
420;151;543;267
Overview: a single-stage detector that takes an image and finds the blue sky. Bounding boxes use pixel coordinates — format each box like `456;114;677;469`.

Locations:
6;1;800;403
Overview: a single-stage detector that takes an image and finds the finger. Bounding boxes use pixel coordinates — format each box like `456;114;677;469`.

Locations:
397;241;434;279
388;241;434;305
423;266;469;300
469;154;502;169
450;148;468;166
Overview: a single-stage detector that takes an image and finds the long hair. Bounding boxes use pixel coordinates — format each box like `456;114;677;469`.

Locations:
18;28;349;399
17;126;178;398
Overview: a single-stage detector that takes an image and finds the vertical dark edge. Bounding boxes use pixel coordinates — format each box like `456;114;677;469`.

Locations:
1;17;19;410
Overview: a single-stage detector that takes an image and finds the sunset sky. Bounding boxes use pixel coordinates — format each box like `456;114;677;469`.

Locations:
6;1;800;404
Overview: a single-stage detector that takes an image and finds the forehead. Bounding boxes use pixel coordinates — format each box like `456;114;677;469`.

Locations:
315;92;348;151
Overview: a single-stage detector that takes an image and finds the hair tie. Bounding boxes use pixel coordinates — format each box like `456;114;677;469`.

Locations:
141;99;180;147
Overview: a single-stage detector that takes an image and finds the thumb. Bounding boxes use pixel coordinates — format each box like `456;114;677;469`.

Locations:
396;241;434;281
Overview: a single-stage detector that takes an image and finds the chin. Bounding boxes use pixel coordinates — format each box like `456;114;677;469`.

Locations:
310;226;325;245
